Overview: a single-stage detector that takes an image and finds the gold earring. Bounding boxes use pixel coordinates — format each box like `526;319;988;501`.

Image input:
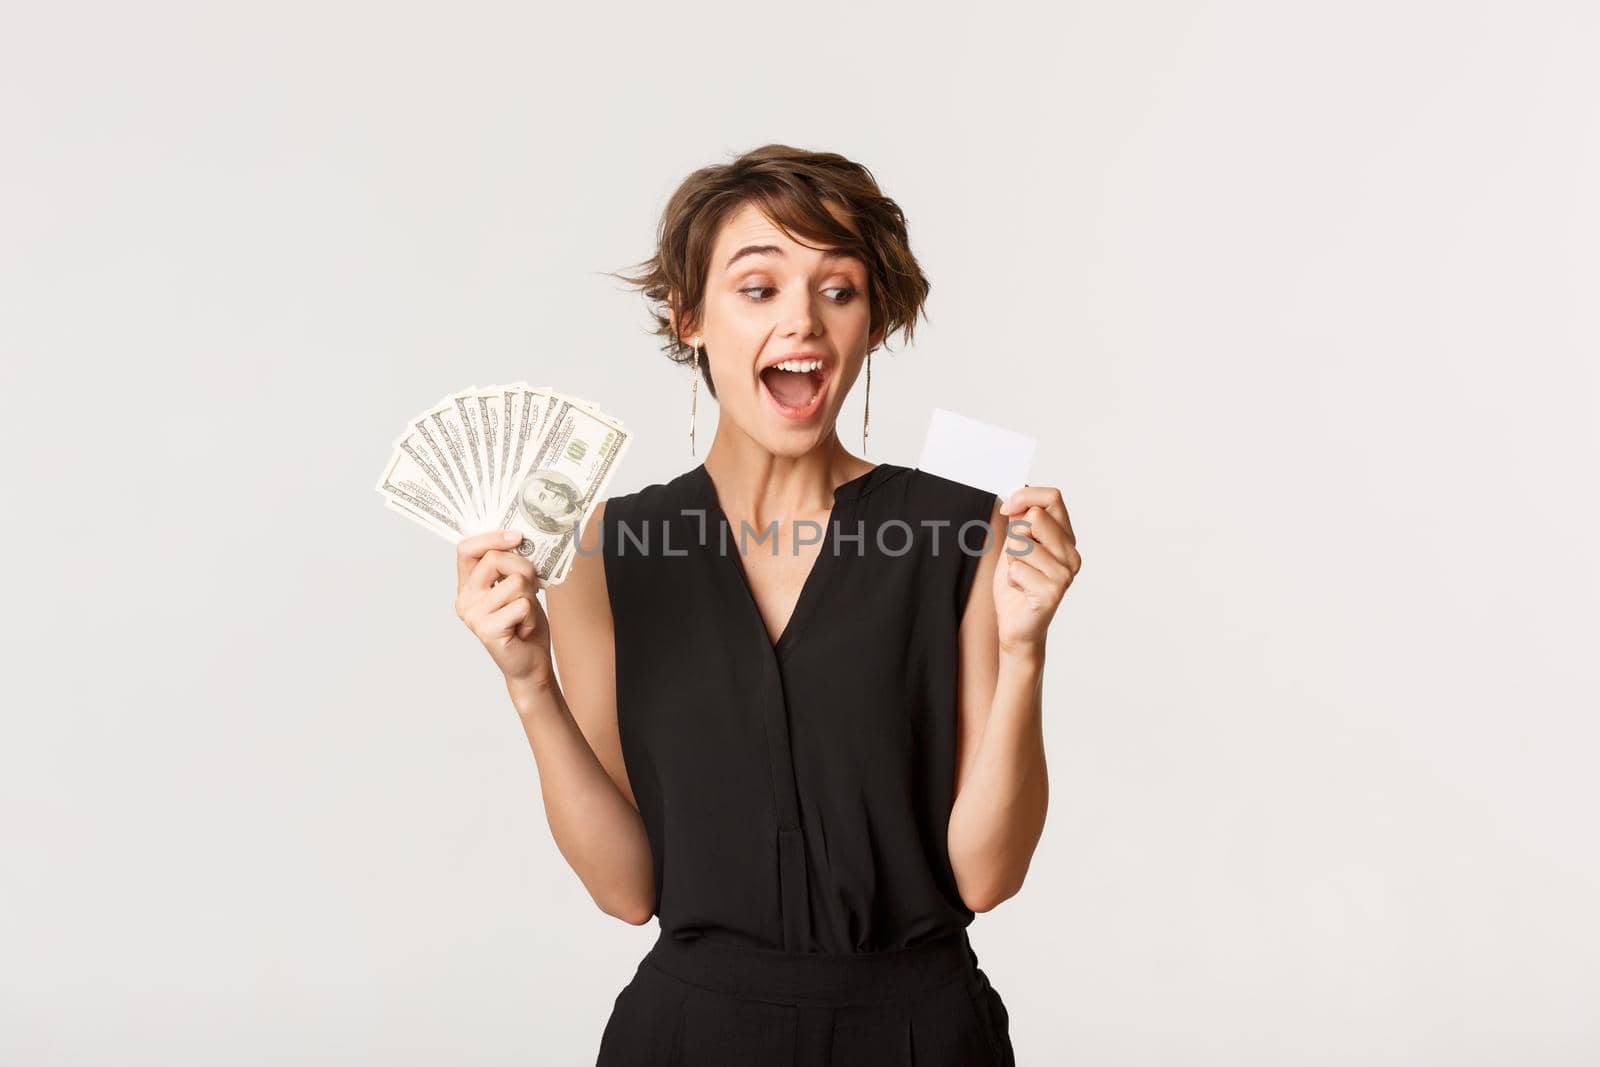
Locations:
862;349;872;455
689;337;701;455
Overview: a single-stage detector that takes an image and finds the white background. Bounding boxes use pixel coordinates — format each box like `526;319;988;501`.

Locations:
4;2;1597;1064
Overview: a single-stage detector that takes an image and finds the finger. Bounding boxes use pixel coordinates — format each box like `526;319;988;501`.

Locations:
1007;506;1073;565
1003;554;1058;600
482;596;533;638
1000;485;1074;541
461;568;532;632
999;484;1056;515
1056;504;1076;547
1003;526;1072;585
466;547;537;598
1037;493;1074;546
514;577;547;640
457;529;524;588
514;599;542;641
1026;506;1081;574
477;571;534;616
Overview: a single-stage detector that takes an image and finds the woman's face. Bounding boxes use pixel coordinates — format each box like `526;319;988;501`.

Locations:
687;201;879;458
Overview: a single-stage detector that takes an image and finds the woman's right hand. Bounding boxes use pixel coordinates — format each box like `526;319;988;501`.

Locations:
455;529;555;691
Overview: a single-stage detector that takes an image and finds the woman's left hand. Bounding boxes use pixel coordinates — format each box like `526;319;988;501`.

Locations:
993;484;1081;658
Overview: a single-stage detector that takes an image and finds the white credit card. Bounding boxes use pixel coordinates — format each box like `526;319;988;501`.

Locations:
916;407;1036;501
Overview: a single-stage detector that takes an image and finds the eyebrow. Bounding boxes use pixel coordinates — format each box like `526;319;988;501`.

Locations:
724;244;855;271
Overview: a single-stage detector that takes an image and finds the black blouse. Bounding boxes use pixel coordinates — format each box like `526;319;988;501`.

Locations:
600;461;998;954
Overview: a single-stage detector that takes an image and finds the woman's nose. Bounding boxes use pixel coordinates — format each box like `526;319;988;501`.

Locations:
778;288;822;337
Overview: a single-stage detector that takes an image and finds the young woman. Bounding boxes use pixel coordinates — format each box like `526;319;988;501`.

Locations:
454;145;1080;1066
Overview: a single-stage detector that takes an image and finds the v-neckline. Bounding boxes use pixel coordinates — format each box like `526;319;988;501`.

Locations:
693;462;880;658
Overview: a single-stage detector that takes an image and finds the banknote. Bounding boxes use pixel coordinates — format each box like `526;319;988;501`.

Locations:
498;395;630;583
375;384;628;584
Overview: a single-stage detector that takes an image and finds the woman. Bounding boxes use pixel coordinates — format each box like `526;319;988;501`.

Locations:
453;145;1080;1065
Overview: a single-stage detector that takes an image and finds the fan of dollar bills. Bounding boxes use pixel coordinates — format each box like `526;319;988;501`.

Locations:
375;383;631;585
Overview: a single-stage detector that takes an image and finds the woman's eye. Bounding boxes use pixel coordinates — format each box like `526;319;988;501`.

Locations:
737;285;858;304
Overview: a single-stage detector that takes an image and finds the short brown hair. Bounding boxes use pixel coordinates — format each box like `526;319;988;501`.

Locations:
612;144;932;400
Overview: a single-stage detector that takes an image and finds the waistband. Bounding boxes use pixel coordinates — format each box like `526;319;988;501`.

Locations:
641;927;979;1007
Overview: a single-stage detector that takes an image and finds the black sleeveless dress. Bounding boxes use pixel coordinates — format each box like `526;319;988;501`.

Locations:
594;461;1016;1066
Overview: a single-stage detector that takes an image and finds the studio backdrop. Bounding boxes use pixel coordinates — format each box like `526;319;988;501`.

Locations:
3;2;1596;1064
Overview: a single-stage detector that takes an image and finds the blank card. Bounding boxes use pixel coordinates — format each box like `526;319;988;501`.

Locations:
916;407;1036;501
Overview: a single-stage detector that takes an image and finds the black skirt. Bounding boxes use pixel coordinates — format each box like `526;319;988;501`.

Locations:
595;926;1015;1067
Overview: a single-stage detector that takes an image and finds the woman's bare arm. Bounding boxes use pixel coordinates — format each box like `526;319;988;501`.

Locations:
947;499;1050;913
947;484;1080;912
458;502;655;924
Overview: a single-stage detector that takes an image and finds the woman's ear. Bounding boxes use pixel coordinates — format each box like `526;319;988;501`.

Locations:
667;297;700;347
867;321;887;353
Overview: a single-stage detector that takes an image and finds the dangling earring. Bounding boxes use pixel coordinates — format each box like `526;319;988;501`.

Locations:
862;349;872;456
689;337;702;455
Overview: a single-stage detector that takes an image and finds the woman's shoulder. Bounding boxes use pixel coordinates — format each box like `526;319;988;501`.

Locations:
876;464;1000;525
594;465;705;529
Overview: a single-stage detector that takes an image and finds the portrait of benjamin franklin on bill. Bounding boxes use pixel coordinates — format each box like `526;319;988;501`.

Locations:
518;468;584;534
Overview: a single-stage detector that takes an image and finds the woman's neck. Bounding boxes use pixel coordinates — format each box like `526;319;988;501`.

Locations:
701;427;875;521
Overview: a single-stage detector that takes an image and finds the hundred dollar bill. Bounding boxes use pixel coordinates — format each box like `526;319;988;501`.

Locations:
474;387;503;523
496;397;630;584
505;383;554;519
490;382;532;516
452;386;493;527
382;492;460;542
374;443;467;539
378;383;628;569
384;414;469;520
507;385;542;504
414;391;481;527
496;385;621;528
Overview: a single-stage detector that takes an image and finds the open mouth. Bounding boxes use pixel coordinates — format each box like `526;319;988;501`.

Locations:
758;359;829;420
